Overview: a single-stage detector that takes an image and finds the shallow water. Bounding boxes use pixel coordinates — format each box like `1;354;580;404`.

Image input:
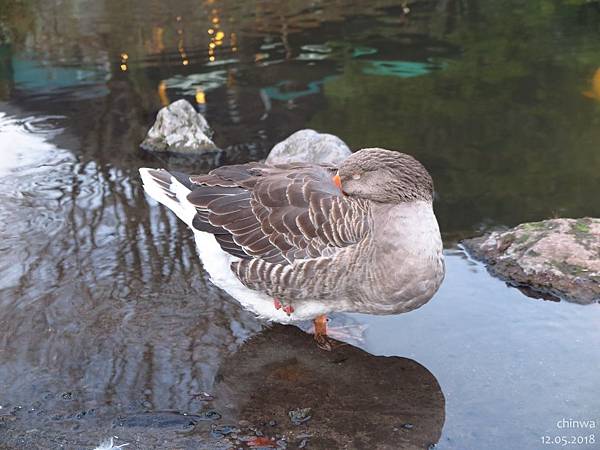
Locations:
1;1;599;449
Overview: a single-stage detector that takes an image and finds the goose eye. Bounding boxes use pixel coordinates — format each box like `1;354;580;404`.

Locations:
352;173;361;180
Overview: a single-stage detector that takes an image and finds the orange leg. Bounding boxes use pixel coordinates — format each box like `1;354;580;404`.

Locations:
313;315;332;351
314;315;327;335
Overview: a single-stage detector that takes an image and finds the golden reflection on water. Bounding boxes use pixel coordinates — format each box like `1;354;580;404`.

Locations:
195;88;206;104
583;68;600;101
157;80;170;105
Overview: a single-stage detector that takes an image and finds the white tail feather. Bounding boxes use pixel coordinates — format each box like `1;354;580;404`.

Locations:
139;168;196;227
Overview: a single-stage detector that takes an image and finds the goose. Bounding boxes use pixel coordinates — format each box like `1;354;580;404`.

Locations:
140;148;444;349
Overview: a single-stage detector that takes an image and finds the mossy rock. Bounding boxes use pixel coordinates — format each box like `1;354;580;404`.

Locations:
462;218;600;304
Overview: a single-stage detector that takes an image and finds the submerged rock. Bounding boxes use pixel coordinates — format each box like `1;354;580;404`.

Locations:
265;129;351;166
462;218;600;304
288;407;312;425
140;99;218;155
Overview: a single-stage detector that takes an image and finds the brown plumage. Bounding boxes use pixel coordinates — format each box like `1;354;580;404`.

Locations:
187;162;370;268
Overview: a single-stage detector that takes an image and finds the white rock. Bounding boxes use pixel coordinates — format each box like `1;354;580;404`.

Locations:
266;129;351;166
141;99;217;154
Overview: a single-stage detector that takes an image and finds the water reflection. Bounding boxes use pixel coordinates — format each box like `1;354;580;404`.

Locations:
2;0;599;237
212;325;445;449
583;67;600;101
0;108;65;177
1;0;600;448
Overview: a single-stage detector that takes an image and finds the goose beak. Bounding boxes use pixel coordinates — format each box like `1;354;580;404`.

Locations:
333;174;343;190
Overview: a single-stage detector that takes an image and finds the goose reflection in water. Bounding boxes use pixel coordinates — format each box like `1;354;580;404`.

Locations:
205;324;446;450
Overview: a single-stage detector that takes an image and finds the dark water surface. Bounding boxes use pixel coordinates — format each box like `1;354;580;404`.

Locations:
1;1;600;449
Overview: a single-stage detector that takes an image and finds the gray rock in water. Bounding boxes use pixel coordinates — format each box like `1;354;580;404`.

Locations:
462;218;600;304
141;99;218;155
266;129;351;166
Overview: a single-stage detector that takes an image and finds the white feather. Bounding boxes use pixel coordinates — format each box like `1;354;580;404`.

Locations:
139;168;196;227
94;437;129;450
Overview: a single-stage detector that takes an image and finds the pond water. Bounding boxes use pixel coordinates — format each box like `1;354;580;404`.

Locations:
0;1;599;449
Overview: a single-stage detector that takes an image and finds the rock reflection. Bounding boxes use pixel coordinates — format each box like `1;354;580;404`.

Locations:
212;325;445;449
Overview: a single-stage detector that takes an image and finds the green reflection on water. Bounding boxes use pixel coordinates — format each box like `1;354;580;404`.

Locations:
309;0;600;237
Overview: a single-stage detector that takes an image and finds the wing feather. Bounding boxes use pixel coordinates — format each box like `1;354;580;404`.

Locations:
185;162;370;277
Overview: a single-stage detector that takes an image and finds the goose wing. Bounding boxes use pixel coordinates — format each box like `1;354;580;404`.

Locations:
187;162;370;265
